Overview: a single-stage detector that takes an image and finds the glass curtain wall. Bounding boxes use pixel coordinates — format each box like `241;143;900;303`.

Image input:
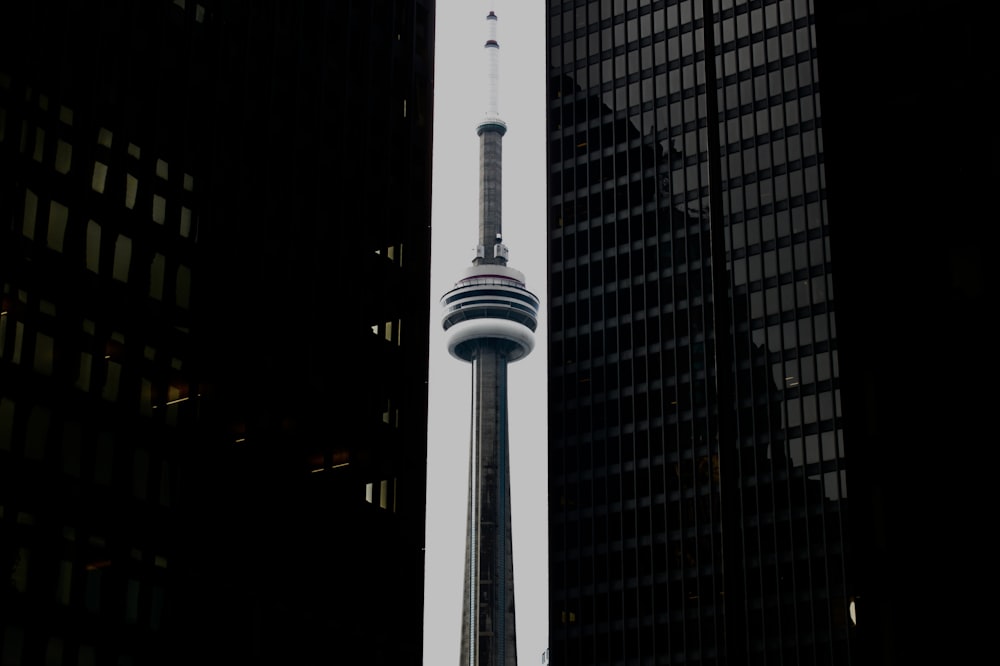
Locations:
546;1;853;664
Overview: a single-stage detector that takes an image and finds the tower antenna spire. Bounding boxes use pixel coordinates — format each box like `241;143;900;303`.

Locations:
475;8;508;266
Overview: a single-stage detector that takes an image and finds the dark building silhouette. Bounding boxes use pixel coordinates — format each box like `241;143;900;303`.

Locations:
0;1;434;664
546;1;853;664
812;2;992;663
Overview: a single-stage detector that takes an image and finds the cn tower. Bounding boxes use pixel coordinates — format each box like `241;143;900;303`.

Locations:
440;9;538;666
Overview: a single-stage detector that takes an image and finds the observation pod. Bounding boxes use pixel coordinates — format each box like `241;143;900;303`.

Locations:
441;265;539;363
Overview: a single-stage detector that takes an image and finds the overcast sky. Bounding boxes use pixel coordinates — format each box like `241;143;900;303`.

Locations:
423;1;549;664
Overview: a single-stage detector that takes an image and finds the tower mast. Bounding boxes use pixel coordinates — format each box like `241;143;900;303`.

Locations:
440;9;537;666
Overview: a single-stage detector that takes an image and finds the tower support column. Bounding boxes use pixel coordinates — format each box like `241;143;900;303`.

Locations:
461;343;518;666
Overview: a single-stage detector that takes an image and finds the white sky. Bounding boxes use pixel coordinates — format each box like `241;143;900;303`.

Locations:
423;1;549;665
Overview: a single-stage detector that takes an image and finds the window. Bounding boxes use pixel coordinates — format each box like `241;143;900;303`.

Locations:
22;189;38;239
149;253;165;299
86;220;101;273
92;162;108;193
113;235;132;281
125;174;138;209
55;139;72;173
152;195;166;224
175;264;191;308
47;201;68;251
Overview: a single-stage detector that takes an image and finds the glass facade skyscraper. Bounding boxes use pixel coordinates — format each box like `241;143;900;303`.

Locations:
0;1;434;664
545;1;852;663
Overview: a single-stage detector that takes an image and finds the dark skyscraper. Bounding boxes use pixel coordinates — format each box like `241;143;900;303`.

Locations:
811;2;991;664
545;1;853;664
441;10;539;666
1;1;433;664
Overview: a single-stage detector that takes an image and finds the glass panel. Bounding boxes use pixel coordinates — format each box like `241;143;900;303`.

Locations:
113;235;131;281
150;253;165;300
47;201;68;251
22;189;38;239
55;139;72;173
86;221;101;273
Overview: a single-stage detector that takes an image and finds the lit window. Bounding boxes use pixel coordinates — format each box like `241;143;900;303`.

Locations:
125;174;137;209
33;332;54;376
55;139;72;173
365;480;395;511
180;206;192;237
47;201;68;252
152;194;166;224
113;235;132;281
127;142;140;159
97;127;113;147
183;173;194;191
156;159;168;180
92;162;108;192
